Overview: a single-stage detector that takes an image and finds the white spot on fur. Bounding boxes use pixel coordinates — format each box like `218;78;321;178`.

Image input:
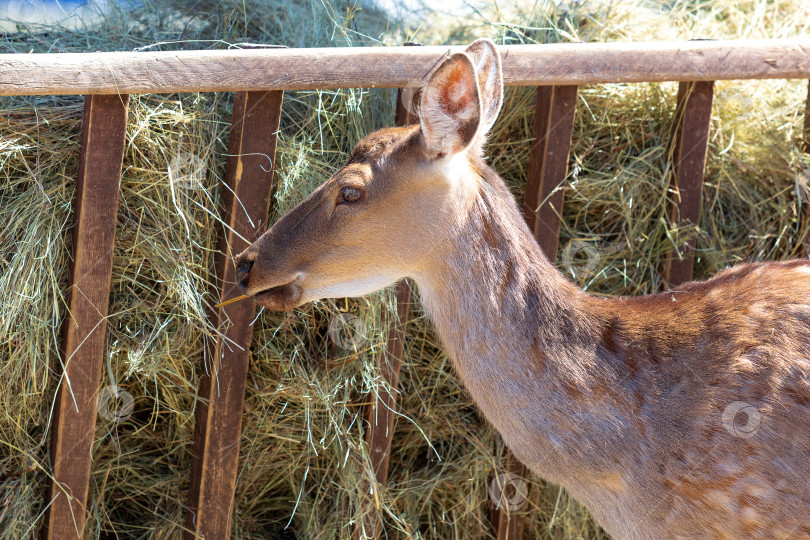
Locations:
748;302;771;317
706;490;734;511
438;152;472;178
740;506;760;523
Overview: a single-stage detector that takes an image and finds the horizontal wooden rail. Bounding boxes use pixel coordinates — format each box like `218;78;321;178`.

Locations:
1;39;809;96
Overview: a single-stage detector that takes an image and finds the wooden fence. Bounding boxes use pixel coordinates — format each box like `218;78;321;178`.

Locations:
2;39;809;539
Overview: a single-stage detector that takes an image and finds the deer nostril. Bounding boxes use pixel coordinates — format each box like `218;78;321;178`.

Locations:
235;258;254;289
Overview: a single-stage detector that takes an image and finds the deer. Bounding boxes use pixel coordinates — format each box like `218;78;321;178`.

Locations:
233;39;810;539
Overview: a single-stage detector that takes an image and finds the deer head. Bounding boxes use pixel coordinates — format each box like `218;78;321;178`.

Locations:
234;39;503;310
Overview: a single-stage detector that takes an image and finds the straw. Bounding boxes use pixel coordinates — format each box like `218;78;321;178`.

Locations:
215;295;250;308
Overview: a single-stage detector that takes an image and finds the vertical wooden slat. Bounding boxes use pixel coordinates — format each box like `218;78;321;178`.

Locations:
803;79;810;154
394;76;420;128
185;90;283;539
364;280;411;484
801;80;810;256
663;81;714;286
493;454;528;540
492;85;579;540
44;93;129;539
355;87;416;540
522;85;579;261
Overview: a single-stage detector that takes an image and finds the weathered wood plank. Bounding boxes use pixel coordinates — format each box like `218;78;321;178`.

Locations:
663;81;714;287
44;93;129;540
2;39;809;96
363;89;417;485
185;90;283;539
366;281;411;483
523;85;579;261
493;453;528;540
395;81;420;128
801;81;810;257
356;280;411;539
804;79;810;153
492;85;579;540
355;87;416;540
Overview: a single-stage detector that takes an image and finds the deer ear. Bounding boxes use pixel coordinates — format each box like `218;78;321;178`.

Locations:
419;52;482;159
464;38;503;152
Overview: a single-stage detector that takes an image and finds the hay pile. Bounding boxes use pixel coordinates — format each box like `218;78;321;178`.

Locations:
1;0;808;538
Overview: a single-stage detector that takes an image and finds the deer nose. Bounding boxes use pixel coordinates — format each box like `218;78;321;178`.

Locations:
235;256;254;290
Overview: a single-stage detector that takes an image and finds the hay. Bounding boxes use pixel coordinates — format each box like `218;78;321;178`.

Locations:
1;0;809;538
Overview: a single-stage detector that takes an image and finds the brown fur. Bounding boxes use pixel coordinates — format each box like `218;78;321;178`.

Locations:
236;40;810;539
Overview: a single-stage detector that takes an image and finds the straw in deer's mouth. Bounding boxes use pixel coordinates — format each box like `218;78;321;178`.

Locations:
215;280;298;308
214;295;250;308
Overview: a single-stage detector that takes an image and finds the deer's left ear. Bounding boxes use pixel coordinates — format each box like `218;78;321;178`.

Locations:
419;52;482;159
464;39;503;152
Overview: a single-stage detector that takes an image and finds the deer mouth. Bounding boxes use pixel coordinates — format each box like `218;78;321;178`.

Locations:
253;276;303;311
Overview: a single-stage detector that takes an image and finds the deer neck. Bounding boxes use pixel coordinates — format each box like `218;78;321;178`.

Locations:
411;158;635;491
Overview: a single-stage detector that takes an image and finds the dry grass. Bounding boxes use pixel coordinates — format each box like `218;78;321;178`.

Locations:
1;0;809;538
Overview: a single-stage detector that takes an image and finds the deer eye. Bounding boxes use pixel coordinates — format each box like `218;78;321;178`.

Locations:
338;186;364;205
